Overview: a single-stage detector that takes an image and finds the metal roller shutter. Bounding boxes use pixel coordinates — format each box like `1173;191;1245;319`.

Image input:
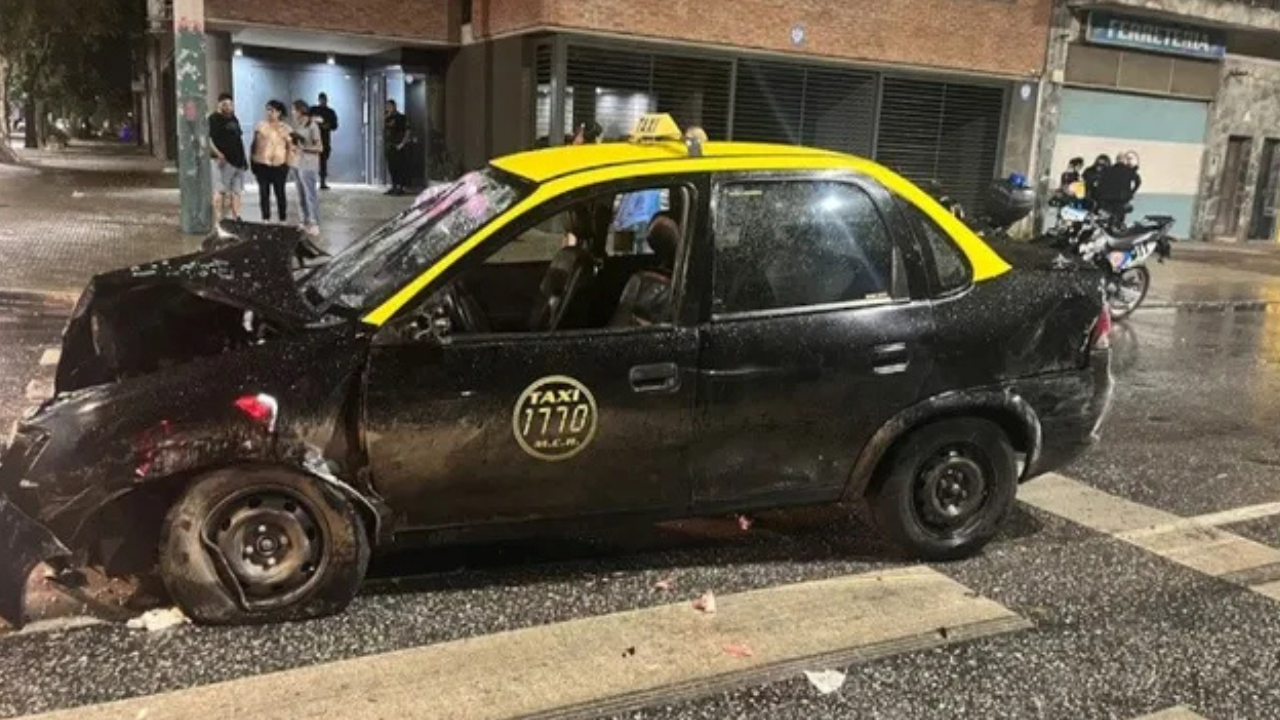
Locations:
875;77;1006;210
732;59;877;156
563;45;732;142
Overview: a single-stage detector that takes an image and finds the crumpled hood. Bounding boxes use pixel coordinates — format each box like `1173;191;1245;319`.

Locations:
91;229;322;325
56;229;326;393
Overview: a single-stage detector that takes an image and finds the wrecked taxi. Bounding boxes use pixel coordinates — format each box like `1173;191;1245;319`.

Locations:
0;115;1113;626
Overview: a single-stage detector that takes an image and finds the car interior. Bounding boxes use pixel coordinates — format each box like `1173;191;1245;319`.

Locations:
421;185;690;337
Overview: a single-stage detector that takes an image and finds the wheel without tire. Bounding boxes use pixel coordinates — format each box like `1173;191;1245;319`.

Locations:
870;418;1018;561
159;466;369;625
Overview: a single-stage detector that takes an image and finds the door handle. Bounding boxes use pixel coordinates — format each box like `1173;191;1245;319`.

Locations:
630;362;680;394
872;342;911;376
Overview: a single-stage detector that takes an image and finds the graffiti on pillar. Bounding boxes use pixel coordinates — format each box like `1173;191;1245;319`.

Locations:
174;10;211;234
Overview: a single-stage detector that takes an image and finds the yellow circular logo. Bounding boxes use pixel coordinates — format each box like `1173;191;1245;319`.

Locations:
512;375;598;462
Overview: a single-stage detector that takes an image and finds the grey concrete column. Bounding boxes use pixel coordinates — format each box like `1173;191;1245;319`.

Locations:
1032;0;1077;232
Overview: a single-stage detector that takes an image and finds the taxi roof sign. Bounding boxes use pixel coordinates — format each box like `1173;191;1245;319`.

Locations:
629;113;684;143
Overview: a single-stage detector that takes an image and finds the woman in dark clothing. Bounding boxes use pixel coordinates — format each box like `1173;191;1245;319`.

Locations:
251;100;292;222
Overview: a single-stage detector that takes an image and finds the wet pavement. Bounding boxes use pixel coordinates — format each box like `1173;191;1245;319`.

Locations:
0;140;409;296
0;306;1279;718
4;143;1280;718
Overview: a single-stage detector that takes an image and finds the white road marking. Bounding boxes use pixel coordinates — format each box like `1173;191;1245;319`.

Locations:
1021;474;1280;601
1132;707;1211;720
39;348;60;366
11;567;1029;720
1189;501;1280;528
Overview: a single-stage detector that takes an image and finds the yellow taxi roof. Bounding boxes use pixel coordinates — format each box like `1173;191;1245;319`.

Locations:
491;141;848;184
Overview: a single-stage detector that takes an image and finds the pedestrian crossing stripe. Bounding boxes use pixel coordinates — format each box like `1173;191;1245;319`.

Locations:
1020;473;1280;603
10;567;1028;720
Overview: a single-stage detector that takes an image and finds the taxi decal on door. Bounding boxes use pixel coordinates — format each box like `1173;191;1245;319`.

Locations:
512;375;599;461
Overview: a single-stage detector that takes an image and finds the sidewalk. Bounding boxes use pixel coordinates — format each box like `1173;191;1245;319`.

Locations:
0;139;410;297
1145;241;1280;310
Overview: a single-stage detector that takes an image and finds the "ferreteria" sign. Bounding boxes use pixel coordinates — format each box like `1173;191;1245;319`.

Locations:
1086;11;1227;61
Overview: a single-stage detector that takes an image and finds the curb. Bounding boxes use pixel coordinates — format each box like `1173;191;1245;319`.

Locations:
1146;300;1280;313
0;288;81;304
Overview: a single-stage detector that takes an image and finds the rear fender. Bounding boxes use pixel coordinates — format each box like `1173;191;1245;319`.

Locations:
841;388;1042;501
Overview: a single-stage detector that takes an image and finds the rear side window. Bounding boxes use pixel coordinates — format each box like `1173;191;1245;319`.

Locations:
713;181;903;315
901;200;971;295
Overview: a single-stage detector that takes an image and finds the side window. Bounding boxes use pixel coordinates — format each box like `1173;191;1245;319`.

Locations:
713;181;902;315
437;183;691;335
900;200;971;295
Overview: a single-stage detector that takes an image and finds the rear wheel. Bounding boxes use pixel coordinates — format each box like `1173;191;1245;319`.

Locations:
1106;266;1150;320
159;467;369;625
870;418;1018;561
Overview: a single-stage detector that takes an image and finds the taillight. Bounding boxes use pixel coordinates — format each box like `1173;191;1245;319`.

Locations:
234;394;279;432
1091;306;1112;351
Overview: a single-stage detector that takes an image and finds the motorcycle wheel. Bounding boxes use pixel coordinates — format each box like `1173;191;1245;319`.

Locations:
1107;266;1150;320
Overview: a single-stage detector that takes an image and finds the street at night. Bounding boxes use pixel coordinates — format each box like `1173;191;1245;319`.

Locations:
6;0;1280;717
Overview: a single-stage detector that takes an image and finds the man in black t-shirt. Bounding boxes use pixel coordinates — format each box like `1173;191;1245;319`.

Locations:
208;93;248;224
384;100;411;196
312;92;339;190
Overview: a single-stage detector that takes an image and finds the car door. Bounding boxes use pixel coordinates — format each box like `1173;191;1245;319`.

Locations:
691;172;935;507
363;177;705;529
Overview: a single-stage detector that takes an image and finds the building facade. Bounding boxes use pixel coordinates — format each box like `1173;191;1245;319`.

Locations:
1038;0;1280;241
144;0;1056;207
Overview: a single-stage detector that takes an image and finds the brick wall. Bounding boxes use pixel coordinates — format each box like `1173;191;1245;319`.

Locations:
206;0;451;43
479;0;1052;77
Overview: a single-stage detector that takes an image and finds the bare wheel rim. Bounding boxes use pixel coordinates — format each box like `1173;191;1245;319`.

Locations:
207;489;327;608
911;443;994;538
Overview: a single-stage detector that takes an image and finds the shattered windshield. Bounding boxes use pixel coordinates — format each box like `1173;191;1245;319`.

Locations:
304;169;527;313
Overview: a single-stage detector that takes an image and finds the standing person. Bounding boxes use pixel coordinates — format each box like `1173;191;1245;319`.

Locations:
251;100;292;223
208;93;248;227
312;92;339;190
1082;154;1111;203
290;100;323;237
1095;151;1142;226
1060;157;1084;190
384;100;410;196
572;120;603;145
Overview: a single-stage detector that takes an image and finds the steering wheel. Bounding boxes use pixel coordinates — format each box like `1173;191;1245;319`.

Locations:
440;282;490;334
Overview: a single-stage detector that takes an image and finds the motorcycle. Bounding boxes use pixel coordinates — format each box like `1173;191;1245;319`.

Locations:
1044;206;1174;319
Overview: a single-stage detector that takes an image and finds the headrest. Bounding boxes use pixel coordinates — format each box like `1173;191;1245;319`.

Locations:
647;214;681;267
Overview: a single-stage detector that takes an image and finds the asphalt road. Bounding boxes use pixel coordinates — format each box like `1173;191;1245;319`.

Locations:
1;299;1279;720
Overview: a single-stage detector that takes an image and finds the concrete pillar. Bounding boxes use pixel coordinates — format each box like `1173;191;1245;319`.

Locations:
173;0;212;235
1031;0;1077;232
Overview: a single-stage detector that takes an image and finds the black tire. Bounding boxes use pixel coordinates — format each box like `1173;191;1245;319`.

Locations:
159;466;369;625
1107;266;1150;320
870;418;1018;561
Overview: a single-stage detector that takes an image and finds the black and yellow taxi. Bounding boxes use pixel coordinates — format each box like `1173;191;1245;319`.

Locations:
0;115;1112;626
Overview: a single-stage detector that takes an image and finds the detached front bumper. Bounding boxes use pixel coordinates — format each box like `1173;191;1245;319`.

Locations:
0;493;71;627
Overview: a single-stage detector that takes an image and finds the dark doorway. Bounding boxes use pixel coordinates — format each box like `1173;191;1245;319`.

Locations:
1213;135;1253;238
1248;138;1280;241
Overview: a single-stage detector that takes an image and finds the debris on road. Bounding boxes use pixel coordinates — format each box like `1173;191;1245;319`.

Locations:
71;191;85;199
126;607;188;632
692;591;717;614
803;669;847;695
737;514;753;531
653;577;675;591
722;643;754;659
